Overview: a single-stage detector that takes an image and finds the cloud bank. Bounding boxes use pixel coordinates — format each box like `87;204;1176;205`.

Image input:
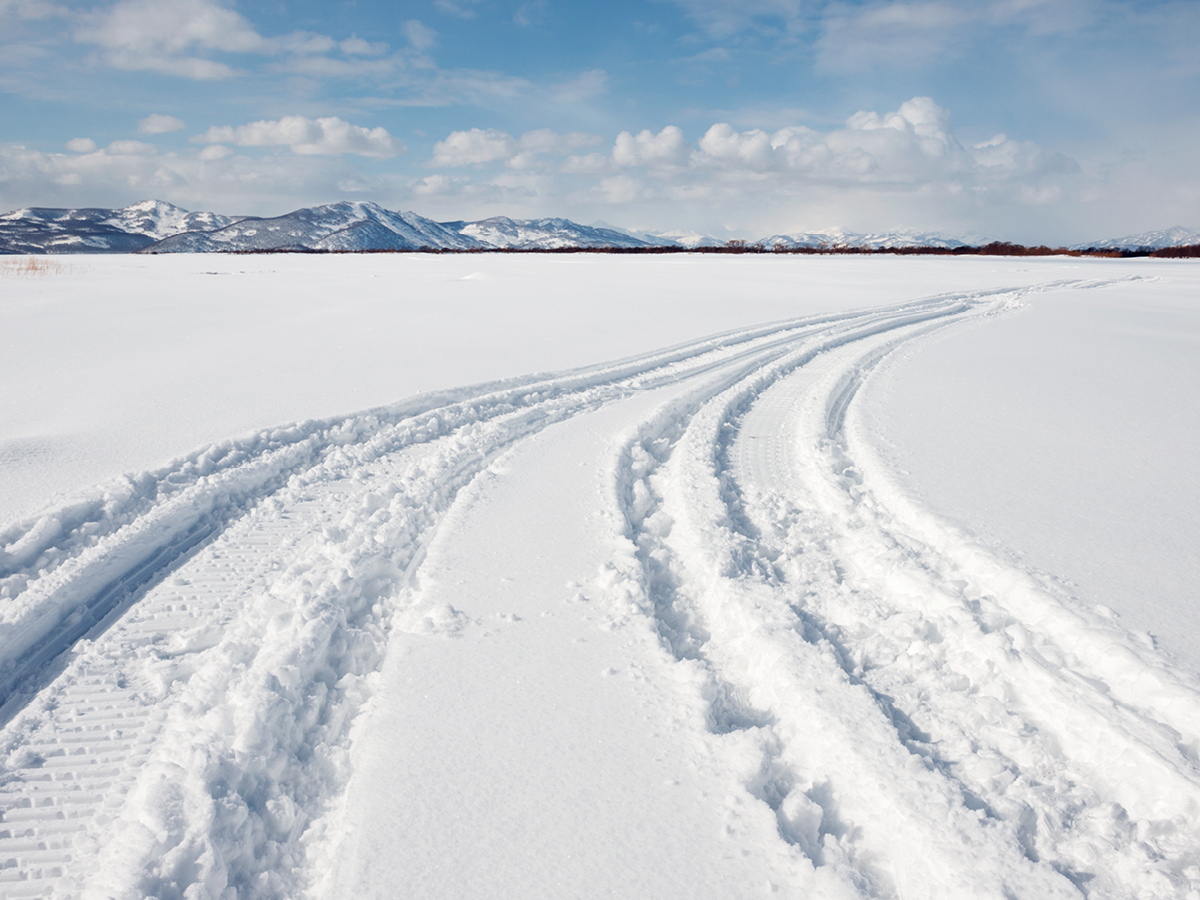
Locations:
193;117;405;157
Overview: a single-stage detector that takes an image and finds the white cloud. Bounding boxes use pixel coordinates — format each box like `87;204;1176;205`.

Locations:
561;152;610;174
430;128;603;170
691;98;983;182
193;116;405;157
416;100;1077;228
73;0;401;81
665;0;805;37
198;144;231;160
612;126;691;167
431;128;516;166
106;139;157;156
276;53;400;78
434;0;483;19
66;137;96;153
276;32;337;55
403;20;436;51
341;35;388;56
0;141;408;216
76;0;265;78
138;113;185;134
518;130;600;154
411;173;467;197
552;69;607;104
599;175;642;204
816;1;976;71
1;0;64;20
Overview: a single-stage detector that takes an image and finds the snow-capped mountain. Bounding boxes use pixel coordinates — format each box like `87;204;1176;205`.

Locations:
643;229;725;249
757;229;972;250
149;201;481;253
0;200;241;254
5;197;1196;254
589;221;725;248
103;199;241;240
1070;225;1200;251
441;216;653;249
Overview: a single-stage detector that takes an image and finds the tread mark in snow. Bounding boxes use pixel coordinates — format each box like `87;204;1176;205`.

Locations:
601;278;1200;899
3;275;1186;899
0;296;961;899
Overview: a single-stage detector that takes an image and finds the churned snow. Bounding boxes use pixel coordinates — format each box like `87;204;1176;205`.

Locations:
1;254;1198;900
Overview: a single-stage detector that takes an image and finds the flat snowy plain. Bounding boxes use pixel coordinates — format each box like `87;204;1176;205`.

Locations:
1;254;1198;899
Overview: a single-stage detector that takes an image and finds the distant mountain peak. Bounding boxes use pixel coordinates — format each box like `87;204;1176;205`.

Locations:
1070;225;1200;251
3;199;1196;255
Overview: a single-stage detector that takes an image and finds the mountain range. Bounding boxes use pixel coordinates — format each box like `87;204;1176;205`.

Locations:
1068;226;1200;251
0;199;1195;254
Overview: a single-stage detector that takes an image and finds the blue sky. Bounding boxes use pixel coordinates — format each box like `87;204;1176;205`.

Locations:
1;0;1197;242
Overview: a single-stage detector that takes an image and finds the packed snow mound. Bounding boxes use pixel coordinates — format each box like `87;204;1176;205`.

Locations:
0;200;240;254
150;201;483;253
445;215;654;249
1071;225;1200;251
758;229;971;250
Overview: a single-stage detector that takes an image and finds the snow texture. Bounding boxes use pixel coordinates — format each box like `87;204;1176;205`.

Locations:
0;255;1198;899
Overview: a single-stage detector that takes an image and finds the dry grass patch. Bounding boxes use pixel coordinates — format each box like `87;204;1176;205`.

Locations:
1;257;85;278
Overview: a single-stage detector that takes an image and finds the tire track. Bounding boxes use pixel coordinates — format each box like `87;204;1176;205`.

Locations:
602;277;1196;898
0;300;940;899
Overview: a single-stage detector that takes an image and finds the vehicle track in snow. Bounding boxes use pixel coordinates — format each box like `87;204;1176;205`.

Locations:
0;292;983;899
3;275;1189;899
605;276;1200;899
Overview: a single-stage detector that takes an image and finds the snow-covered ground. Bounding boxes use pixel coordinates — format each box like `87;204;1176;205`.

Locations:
1;255;1198;899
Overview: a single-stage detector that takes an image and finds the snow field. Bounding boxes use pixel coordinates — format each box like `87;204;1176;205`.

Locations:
0;252;1124;526
2;302;946;897
1;257;1198;898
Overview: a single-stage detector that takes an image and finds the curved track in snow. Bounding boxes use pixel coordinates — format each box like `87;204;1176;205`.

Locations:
1;275;1197;899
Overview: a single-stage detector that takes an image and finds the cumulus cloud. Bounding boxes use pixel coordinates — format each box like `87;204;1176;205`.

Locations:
612;126;691;167
431;129;515;167
430;128;600;168
138;113;185;134
193;116;405;157
66;137;96;153
687;97;1074;186
421;100;1075;224
0;141;410;215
